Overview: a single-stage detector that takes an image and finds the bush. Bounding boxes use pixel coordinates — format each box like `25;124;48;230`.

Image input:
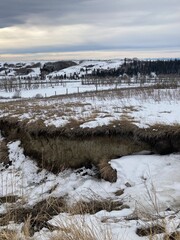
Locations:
35;93;44;99
12;90;21;99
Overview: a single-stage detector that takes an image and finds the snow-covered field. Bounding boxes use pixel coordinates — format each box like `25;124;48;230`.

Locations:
0;59;159;99
0;81;144;99
0;87;180;128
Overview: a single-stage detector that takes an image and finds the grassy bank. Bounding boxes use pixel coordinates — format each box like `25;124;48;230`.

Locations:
0;117;180;176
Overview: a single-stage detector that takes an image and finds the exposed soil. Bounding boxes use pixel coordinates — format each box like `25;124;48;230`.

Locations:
0;118;179;177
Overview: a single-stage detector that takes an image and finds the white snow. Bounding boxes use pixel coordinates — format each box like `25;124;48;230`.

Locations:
0;88;179;128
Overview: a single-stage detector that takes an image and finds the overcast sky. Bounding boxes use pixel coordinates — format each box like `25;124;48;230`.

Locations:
0;0;180;61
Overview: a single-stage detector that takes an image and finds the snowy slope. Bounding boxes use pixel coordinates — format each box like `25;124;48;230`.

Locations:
0;139;179;239
0;59;124;79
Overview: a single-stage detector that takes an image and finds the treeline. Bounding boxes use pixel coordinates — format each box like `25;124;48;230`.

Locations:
91;59;180;78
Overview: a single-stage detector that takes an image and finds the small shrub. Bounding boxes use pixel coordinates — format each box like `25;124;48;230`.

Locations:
34;93;43;99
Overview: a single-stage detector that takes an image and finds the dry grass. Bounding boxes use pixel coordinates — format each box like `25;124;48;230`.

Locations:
164;231;180;240
2;113;179;174
21;214;31;238
0;194;126;239
1;110;179;174
69;195;127;215
49;216;113;240
114;189;124;196
0;87;180;172
0;197;67;236
98;159;117;182
0;87;179;128
24;136;143;172
136;224;165;236
0;195;19;204
0;229;19;240
132;180;180;240
0;114;149;173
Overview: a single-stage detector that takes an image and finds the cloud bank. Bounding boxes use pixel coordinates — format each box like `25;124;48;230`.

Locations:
0;0;180;60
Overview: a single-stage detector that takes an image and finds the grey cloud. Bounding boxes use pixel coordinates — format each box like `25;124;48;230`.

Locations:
1;0;180;57
1;0;180;28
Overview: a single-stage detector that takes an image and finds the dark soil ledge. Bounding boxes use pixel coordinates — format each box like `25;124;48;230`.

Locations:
0;118;180;175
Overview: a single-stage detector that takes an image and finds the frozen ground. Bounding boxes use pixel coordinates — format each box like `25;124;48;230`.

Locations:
0;137;179;239
0;88;180;128
0;82;143;99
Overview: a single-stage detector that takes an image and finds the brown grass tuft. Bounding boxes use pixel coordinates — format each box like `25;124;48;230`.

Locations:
164;231;180;240
49;216;113;240
0;197;67;236
136;224;165;236
114;189;124;196
70;197;126;215
0;229;19;240
0;195;19;204
98;159;117;182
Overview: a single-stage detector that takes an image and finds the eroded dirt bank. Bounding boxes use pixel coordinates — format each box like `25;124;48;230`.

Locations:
0;118;179;175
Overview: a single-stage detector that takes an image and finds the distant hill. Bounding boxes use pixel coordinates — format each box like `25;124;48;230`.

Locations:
0;58;179;80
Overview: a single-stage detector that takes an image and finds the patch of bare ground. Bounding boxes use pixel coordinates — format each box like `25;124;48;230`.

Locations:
0;197;66;236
